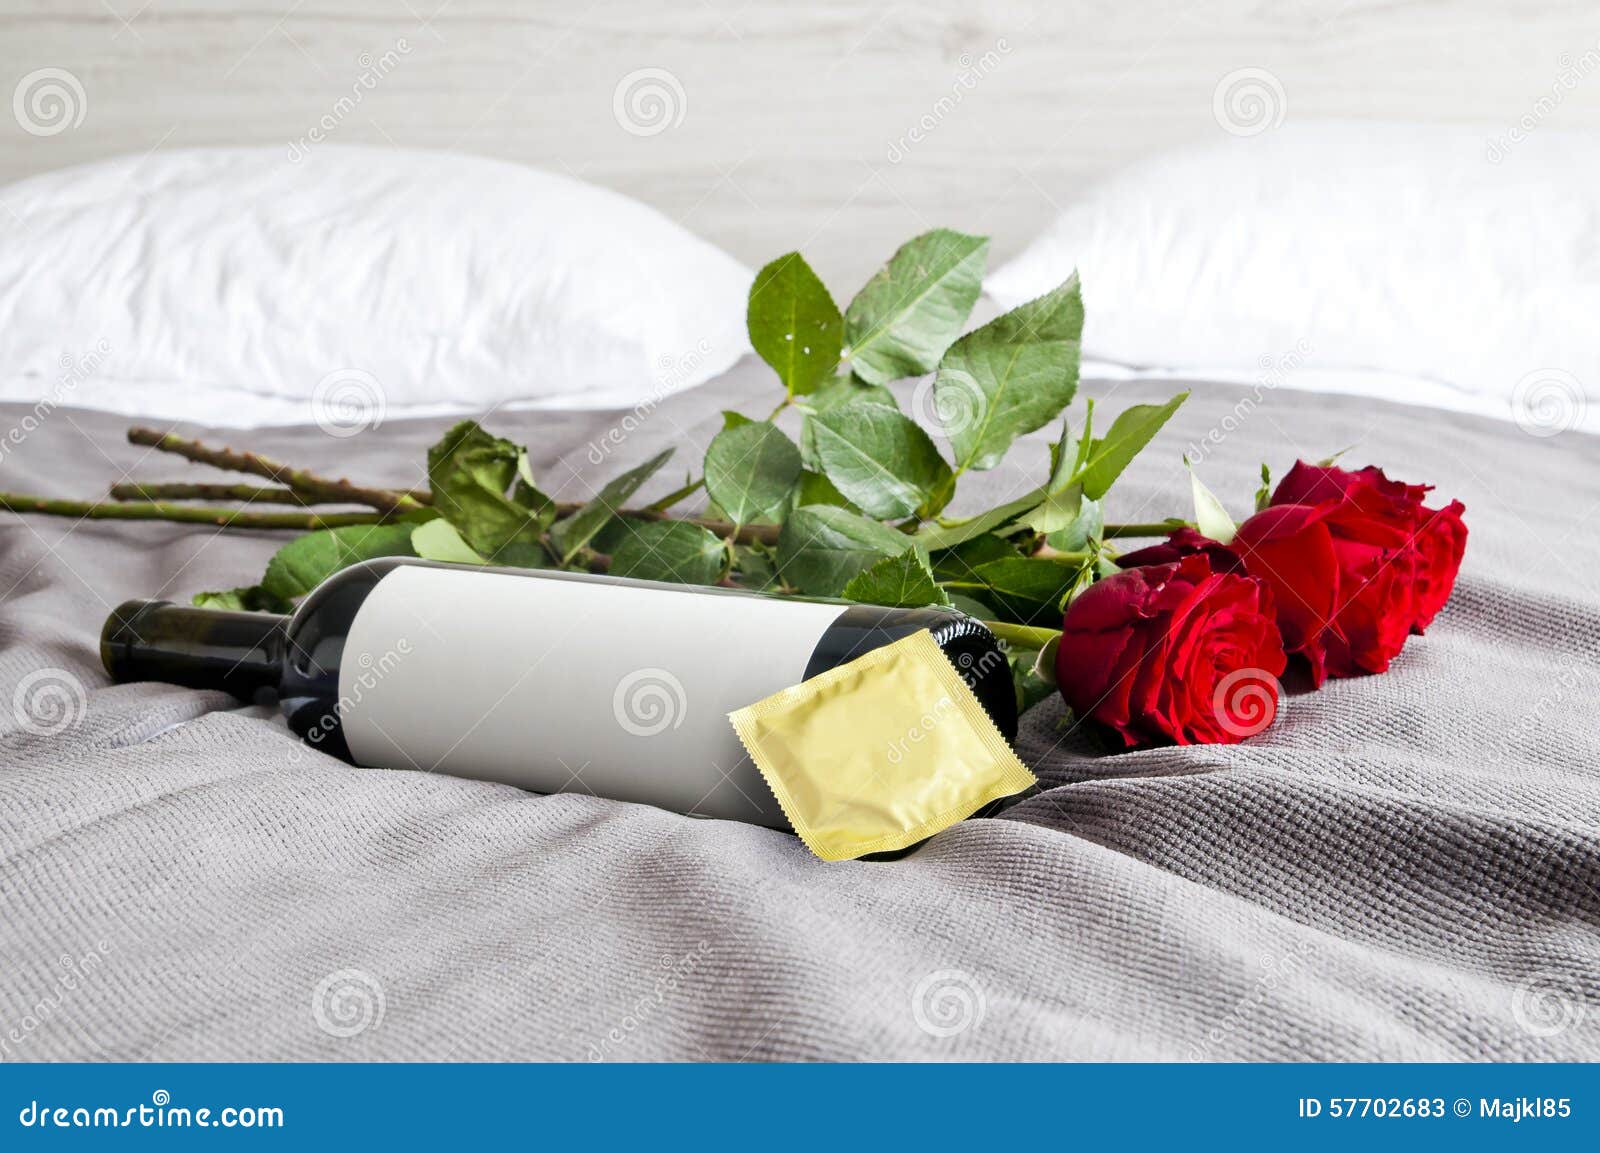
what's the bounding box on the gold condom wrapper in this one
[729,629,1037,861]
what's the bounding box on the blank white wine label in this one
[338,564,845,827]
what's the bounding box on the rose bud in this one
[1055,553,1287,748]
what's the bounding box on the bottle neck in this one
[101,600,290,701]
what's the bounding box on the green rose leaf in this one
[796,375,898,469]
[427,421,553,559]
[809,400,954,520]
[841,550,951,609]
[1077,392,1188,500]
[944,555,1087,625]
[1016,419,1085,533]
[411,518,489,564]
[609,520,727,585]
[1045,497,1104,555]
[548,449,674,564]
[703,421,803,526]
[929,532,1018,584]
[776,504,914,596]
[912,487,1045,551]
[798,375,898,415]
[938,273,1084,472]
[747,253,843,397]
[192,586,294,613]
[731,544,781,591]
[792,469,856,511]
[845,229,988,385]
[261,523,416,601]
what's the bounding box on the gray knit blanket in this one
[2,366,1596,1061]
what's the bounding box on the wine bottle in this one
[101,559,1017,829]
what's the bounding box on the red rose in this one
[1055,553,1287,747]
[1267,461,1467,633]
[1128,462,1467,683]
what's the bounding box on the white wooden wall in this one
[4,0,1600,284]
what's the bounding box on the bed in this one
[2,359,1596,1061]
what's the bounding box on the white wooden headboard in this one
[4,0,1598,284]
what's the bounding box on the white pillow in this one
[0,147,752,425]
[988,122,1600,434]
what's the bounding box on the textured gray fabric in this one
[1,367,1597,1062]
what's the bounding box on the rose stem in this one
[0,492,384,530]
[125,427,423,515]
[981,621,1062,650]
[1101,523,1177,538]
[111,481,322,506]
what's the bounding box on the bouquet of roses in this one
[1055,462,1467,747]
[0,229,1466,751]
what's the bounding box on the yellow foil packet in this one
[728,629,1037,861]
